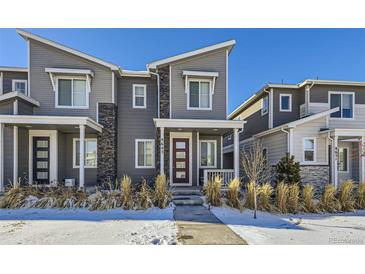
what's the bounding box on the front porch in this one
[0,115,103,192]
[153,118,245,187]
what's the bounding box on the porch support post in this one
[13,126,18,186]
[361,136,365,183]
[288,128,293,156]
[0,123,4,192]
[79,124,85,189]
[160,127,164,175]
[332,135,338,188]
[233,128,239,178]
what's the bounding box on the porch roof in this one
[0,115,103,132]
[319,128,365,137]
[0,91,40,107]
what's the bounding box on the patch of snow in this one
[0,206,177,245]
[211,207,365,245]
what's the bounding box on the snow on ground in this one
[0,207,177,245]
[211,207,365,245]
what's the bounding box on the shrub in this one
[244,181,257,209]
[338,180,355,212]
[138,179,154,209]
[258,182,273,211]
[276,181,289,213]
[205,176,222,207]
[276,154,301,185]
[302,184,316,212]
[357,183,365,209]
[121,175,134,209]
[318,184,340,213]
[226,178,243,211]
[154,174,171,209]
[288,183,300,213]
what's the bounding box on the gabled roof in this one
[147,39,236,70]
[0,66,28,72]
[16,29,120,70]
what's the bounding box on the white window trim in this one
[279,93,292,112]
[55,76,90,109]
[199,140,217,168]
[302,137,317,163]
[12,79,28,95]
[135,139,155,169]
[72,138,97,169]
[261,96,269,116]
[187,79,213,111]
[328,91,355,120]
[133,84,147,109]
[338,147,349,173]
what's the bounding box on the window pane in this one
[135,86,145,96]
[176,162,186,168]
[37,151,48,158]
[138,141,144,166]
[145,141,153,166]
[263,96,269,113]
[135,97,145,107]
[75,141,80,166]
[37,140,48,148]
[73,80,87,106]
[304,151,314,162]
[37,172,48,180]
[15,82,26,93]
[200,82,210,108]
[342,94,353,118]
[339,148,348,172]
[176,142,186,149]
[200,142,207,166]
[85,140,97,167]
[207,142,215,166]
[304,139,314,150]
[189,81,199,108]
[176,151,186,159]
[176,171,186,179]
[281,96,290,110]
[37,161,48,169]
[330,94,341,118]
[58,79,72,106]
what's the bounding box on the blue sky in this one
[1,28,365,113]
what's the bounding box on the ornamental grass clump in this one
[275,181,289,213]
[154,174,171,208]
[0,185,29,208]
[338,180,355,212]
[244,181,257,209]
[318,184,340,213]
[226,178,243,211]
[258,182,273,211]
[287,183,300,213]
[302,184,316,213]
[205,176,222,207]
[138,179,154,209]
[121,175,134,209]
[357,183,365,209]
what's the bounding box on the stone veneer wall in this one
[97,103,117,184]
[300,165,329,192]
[156,129,169,177]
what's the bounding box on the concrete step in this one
[171,189,202,196]
[173,196,204,206]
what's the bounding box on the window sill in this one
[187,107,212,111]
[135,166,155,169]
[56,105,89,109]
[133,106,147,109]
[73,166,97,169]
[279,109,292,112]
[199,165,217,169]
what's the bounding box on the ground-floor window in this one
[339,147,349,172]
[135,139,155,168]
[303,137,316,162]
[73,138,97,168]
[200,140,217,168]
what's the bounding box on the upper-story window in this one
[56,77,88,108]
[261,96,269,115]
[133,84,146,108]
[188,80,212,110]
[12,79,27,94]
[280,94,292,112]
[329,91,354,119]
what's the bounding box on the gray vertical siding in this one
[29,40,113,120]
[117,76,158,183]
[1,71,28,94]
[170,49,227,119]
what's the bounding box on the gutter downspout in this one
[281,127,291,155]
[327,132,335,186]
[305,81,315,115]
[149,71,160,118]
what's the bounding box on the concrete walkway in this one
[174,205,247,245]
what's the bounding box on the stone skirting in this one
[156,128,169,177]
[158,66,170,119]
[97,103,117,184]
[300,165,330,192]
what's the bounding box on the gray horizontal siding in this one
[170,49,227,119]
[18,100,34,115]
[273,88,301,127]
[310,84,365,104]
[29,40,113,120]
[117,77,157,183]
[1,71,27,94]
[0,101,14,114]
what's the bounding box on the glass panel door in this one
[33,137,50,184]
[173,138,189,184]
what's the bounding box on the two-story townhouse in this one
[0,29,244,192]
[225,79,365,189]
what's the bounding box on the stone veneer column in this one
[97,103,117,184]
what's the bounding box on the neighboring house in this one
[0,29,244,191]
[224,80,365,189]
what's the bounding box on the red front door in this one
[172,138,189,184]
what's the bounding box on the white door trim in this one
[28,130,58,184]
[169,131,192,186]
